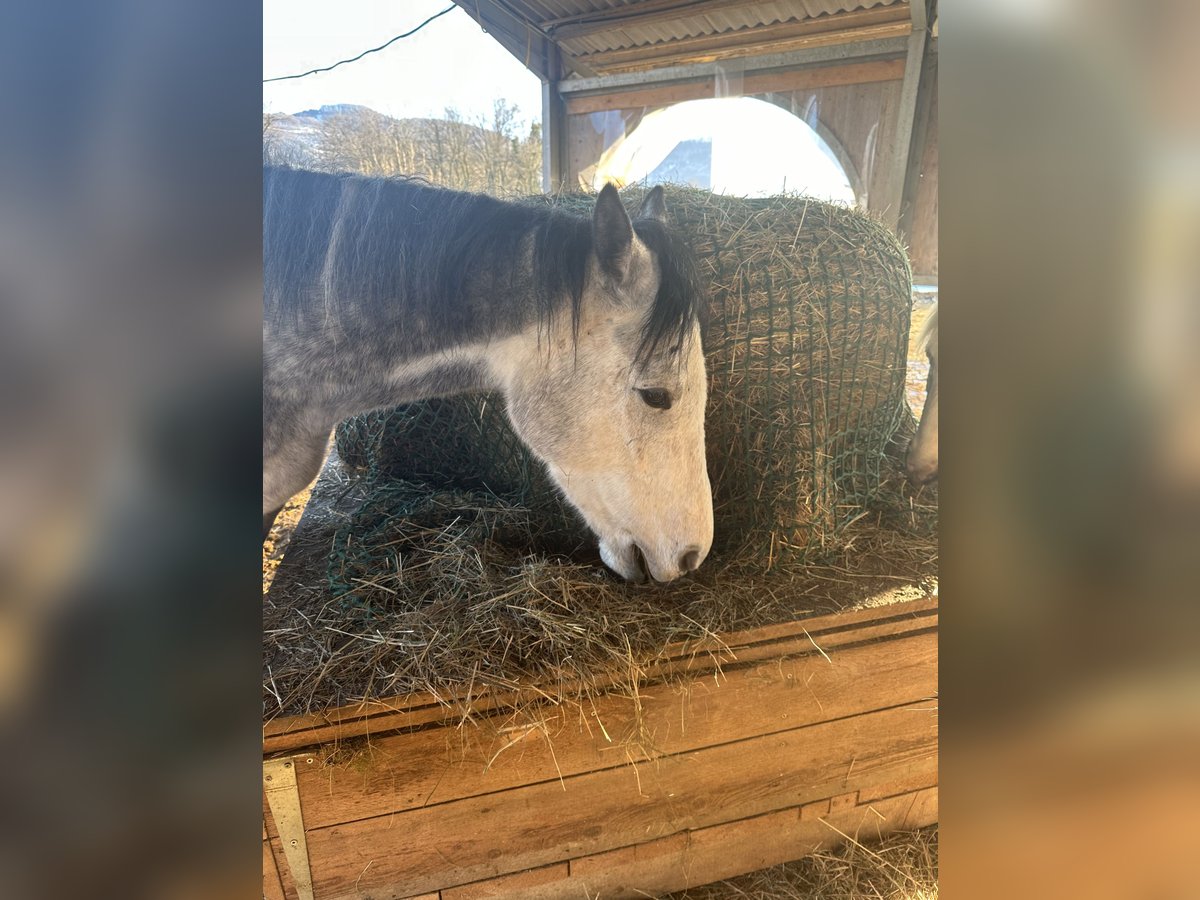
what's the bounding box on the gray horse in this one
[263,167,713,583]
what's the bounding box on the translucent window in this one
[589,97,856,205]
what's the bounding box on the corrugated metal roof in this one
[481,0,910,74]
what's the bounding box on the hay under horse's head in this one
[492,185,713,583]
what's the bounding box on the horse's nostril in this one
[680,548,702,573]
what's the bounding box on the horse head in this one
[494,185,713,583]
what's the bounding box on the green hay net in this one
[334,188,913,572]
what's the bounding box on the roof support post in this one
[897,34,937,251]
[542,46,569,193]
[881,0,929,232]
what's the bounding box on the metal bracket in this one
[264,757,315,900]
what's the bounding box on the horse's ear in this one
[638,185,667,222]
[592,183,633,281]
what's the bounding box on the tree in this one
[306,104,543,195]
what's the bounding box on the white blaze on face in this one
[492,185,713,583]
[572,317,712,584]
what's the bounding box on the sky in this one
[263,0,542,126]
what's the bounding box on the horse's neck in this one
[332,296,544,420]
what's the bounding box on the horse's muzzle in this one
[906,461,938,486]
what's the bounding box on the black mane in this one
[632,216,708,367]
[263,166,704,367]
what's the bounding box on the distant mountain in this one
[293,103,374,121]
[263,110,330,164]
[647,139,712,190]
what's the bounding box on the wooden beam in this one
[898,37,937,246]
[557,36,910,94]
[453,0,557,81]
[584,22,913,74]
[881,0,930,230]
[570,7,912,73]
[564,58,906,115]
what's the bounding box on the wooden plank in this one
[441,786,935,899]
[563,786,938,898]
[441,862,569,900]
[897,784,939,830]
[288,702,937,898]
[300,787,937,900]
[564,58,906,115]
[857,748,938,803]
[577,15,912,75]
[265,626,936,836]
[263,835,287,900]
[263,597,936,751]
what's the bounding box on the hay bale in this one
[335,189,912,562]
[336,395,578,535]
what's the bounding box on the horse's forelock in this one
[630,217,707,372]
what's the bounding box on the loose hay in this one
[263,445,935,721]
[663,826,938,900]
[264,188,937,723]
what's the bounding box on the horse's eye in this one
[636,388,672,410]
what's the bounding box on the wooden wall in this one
[763,79,903,217]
